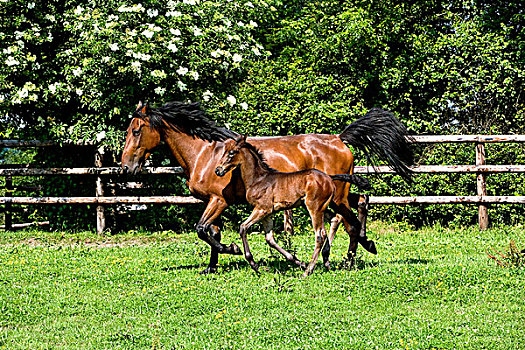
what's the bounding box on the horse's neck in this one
[238,149,272,188]
[161,125,209,176]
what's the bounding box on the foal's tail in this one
[339,108,415,182]
[330,174,371,191]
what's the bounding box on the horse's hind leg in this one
[303,209,328,277]
[283,209,295,236]
[322,213,343,270]
[262,216,306,269]
[348,193,376,254]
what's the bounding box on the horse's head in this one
[121,101,161,175]
[215,135,247,177]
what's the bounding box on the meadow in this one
[0,222,524,349]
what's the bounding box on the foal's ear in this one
[235,134,247,144]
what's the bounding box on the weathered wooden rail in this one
[2,135,525,231]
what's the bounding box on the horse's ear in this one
[141,101,149,115]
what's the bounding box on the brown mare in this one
[121,101,414,273]
[215,135,372,276]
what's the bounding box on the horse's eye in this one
[228,150,236,156]
[132,129,141,137]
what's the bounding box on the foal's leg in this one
[262,216,306,269]
[239,208,270,273]
[322,213,343,270]
[303,209,328,277]
[283,209,295,236]
[196,196,242,274]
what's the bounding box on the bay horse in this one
[215,135,372,276]
[121,101,414,273]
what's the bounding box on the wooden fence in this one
[2,135,525,232]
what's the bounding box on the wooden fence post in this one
[4,176,13,230]
[95,151,106,235]
[476,141,489,230]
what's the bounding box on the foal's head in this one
[121,101,161,175]
[215,135,275,177]
[215,135,247,177]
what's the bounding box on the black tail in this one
[339,108,415,182]
[330,174,371,191]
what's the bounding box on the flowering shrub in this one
[1,0,272,145]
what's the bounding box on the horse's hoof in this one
[251,264,260,274]
[323,261,331,271]
[200,267,217,274]
[229,242,242,255]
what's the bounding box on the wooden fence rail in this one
[2,135,525,231]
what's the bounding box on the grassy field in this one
[0,222,524,349]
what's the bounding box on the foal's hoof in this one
[229,242,242,255]
[323,261,331,271]
[200,266,218,274]
[360,239,378,255]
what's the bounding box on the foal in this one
[215,136,370,277]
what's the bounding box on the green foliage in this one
[0,224,524,348]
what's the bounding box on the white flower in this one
[249,20,258,27]
[28,2,35,9]
[227,95,236,106]
[183,0,196,4]
[188,71,199,81]
[166,10,182,17]
[147,9,158,17]
[154,87,166,95]
[151,70,167,79]
[48,82,59,94]
[72,67,83,77]
[5,56,19,66]
[177,81,187,91]
[202,90,213,102]
[74,6,84,15]
[170,28,181,36]
[96,131,106,142]
[232,54,243,63]
[102,56,110,63]
[17,88,29,99]
[211,50,220,58]
[237,21,245,27]
[176,66,188,76]
[252,47,261,56]
[109,43,119,51]
[131,61,141,72]
[245,2,254,8]
[167,42,178,52]
[240,102,248,110]
[76,89,83,96]
[142,29,155,38]
[193,27,203,36]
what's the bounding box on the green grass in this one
[1,222,524,349]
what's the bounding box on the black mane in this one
[141,101,239,142]
[241,141,278,173]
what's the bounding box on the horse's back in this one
[249,134,354,174]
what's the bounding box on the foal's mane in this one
[139,101,239,142]
[240,141,278,173]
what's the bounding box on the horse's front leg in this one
[196,196,242,274]
[262,216,306,269]
[239,208,269,273]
